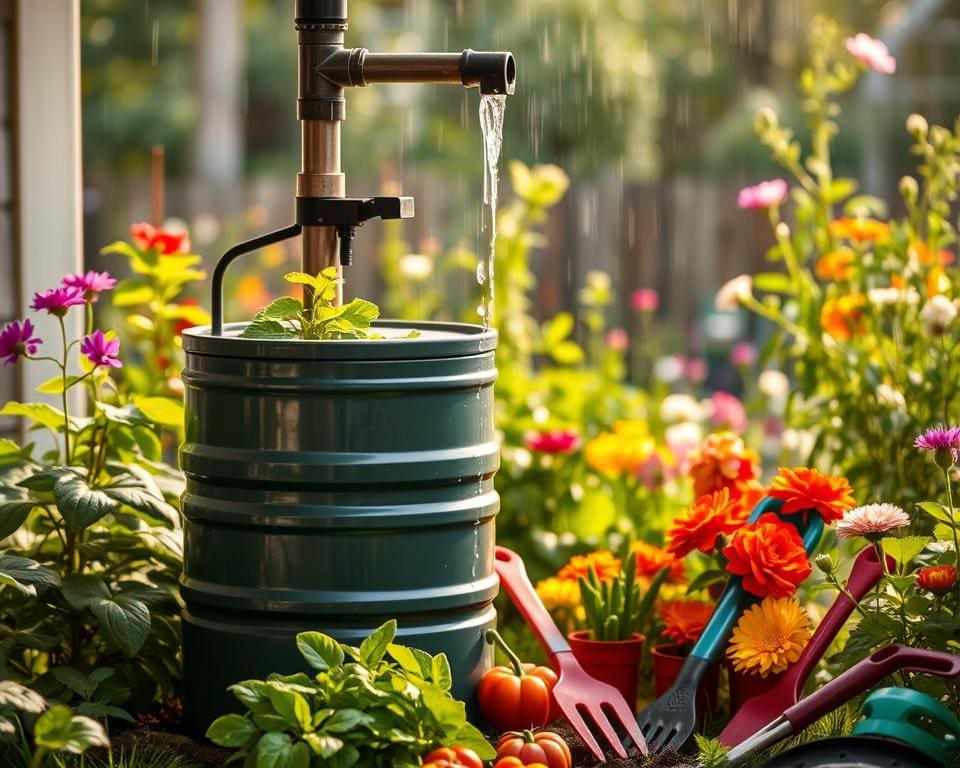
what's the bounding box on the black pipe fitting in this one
[295,0,348,26]
[460,49,516,95]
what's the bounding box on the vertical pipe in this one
[298,121,344,305]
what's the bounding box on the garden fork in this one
[495,546,647,762]
[636,496,825,754]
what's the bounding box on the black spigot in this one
[296,196,415,267]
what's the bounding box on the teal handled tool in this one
[636,496,824,754]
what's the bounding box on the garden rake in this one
[495,546,647,762]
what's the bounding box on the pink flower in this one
[738,179,789,210]
[0,319,41,365]
[729,341,757,367]
[30,286,86,316]
[524,429,580,454]
[915,425,960,463]
[684,357,707,383]
[845,33,896,74]
[836,503,910,539]
[81,330,122,369]
[605,328,629,351]
[62,270,116,300]
[711,391,748,434]
[631,288,659,313]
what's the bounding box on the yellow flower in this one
[535,576,580,611]
[727,597,811,677]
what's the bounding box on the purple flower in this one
[915,425,960,467]
[0,319,41,365]
[61,270,116,300]
[80,330,122,369]
[30,286,86,316]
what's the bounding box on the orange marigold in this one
[688,431,760,498]
[666,487,749,558]
[659,600,714,647]
[917,564,957,594]
[769,467,856,524]
[829,217,891,243]
[815,249,856,281]
[732,479,766,519]
[820,293,867,340]
[723,513,812,598]
[557,550,621,583]
[632,541,685,582]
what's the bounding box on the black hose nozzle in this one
[460,49,516,95]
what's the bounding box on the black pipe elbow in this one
[295,0,347,25]
[460,49,516,95]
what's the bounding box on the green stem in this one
[85,301,94,337]
[29,746,49,768]
[485,629,526,677]
[943,468,960,614]
[829,573,871,621]
[58,316,71,464]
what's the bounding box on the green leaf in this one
[917,502,955,525]
[62,574,111,609]
[322,709,373,733]
[95,402,150,428]
[51,668,89,698]
[34,706,109,754]
[752,272,794,294]
[266,688,312,732]
[102,484,179,527]
[934,523,955,542]
[111,278,154,307]
[53,473,119,532]
[358,620,395,667]
[1,402,68,432]
[386,645,422,676]
[208,714,260,748]
[304,732,343,759]
[0,501,36,539]
[90,594,150,657]
[0,680,46,713]
[255,731,310,768]
[339,299,379,328]
[241,320,297,340]
[0,715,15,736]
[549,340,584,365]
[255,297,303,322]
[283,272,319,289]
[131,396,184,429]
[542,312,574,345]
[685,569,727,595]
[296,632,344,671]
[73,702,134,722]
[36,376,85,395]
[882,536,931,566]
[0,554,60,596]
[431,653,452,691]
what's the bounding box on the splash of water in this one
[477,94,506,328]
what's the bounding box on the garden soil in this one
[550,722,696,768]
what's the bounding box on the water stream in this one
[477,94,507,328]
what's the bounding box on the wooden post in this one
[150,144,165,226]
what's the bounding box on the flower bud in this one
[814,553,836,576]
[906,113,928,139]
[930,125,951,149]
[899,176,919,205]
[754,107,779,134]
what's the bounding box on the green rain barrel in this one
[179,320,499,731]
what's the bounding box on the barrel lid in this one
[183,320,498,360]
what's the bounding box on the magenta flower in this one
[711,391,748,434]
[30,286,86,316]
[683,357,707,383]
[914,425,960,466]
[605,328,629,351]
[729,341,758,367]
[738,179,788,210]
[81,330,122,369]
[524,429,580,455]
[845,33,896,74]
[62,270,116,300]
[0,319,41,365]
[631,288,659,313]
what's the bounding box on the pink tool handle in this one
[495,546,571,659]
[785,546,889,696]
[786,644,960,731]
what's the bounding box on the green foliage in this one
[578,555,669,641]
[694,734,728,768]
[207,621,494,768]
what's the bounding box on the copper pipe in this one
[299,120,344,306]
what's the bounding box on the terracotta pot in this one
[651,644,720,717]
[727,665,785,714]
[567,630,645,713]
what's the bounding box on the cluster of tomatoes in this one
[421,632,570,768]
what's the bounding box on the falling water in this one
[477,94,507,327]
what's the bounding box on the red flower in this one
[723,513,812,598]
[524,429,580,454]
[768,467,855,524]
[131,222,191,255]
[631,541,685,582]
[917,565,957,594]
[666,487,749,558]
[659,600,714,646]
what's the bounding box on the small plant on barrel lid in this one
[241,267,419,340]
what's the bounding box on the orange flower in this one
[558,551,621,583]
[688,431,760,498]
[815,249,856,281]
[130,222,191,254]
[660,600,714,646]
[732,479,766,518]
[666,488,750,558]
[769,467,856,524]
[910,241,955,267]
[829,217,890,243]
[631,541,685,582]
[820,293,867,340]
[723,513,812,598]
[917,565,956,594]
[926,265,950,298]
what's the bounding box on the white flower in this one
[836,503,911,539]
[921,294,957,336]
[758,369,789,401]
[653,355,684,383]
[868,286,919,306]
[665,421,703,451]
[715,275,753,312]
[782,428,815,456]
[876,384,906,410]
[398,253,433,281]
[585,270,612,291]
[660,394,703,424]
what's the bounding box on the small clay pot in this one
[727,664,785,714]
[568,631,645,713]
[651,643,720,717]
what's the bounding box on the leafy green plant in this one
[241,268,411,340]
[577,555,668,641]
[206,620,494,768]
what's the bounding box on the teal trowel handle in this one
[688,496,825,664]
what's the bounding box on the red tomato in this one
[496,730,572,768]
[422,746,484,768]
